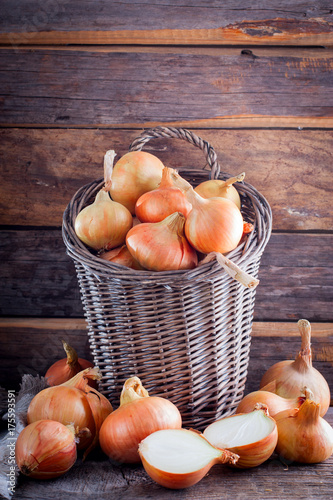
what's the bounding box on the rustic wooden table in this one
[0,1,332,499]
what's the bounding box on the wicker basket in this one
[62,126,272,429]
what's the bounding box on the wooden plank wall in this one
[0,1,332,397]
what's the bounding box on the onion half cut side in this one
[203,405,278,468]
[138,428,239,489]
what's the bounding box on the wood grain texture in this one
[0,317,332,397]
[1,0,332,46]
[0,128,332,230]
[0,230,332,321]
[0,48,332,127]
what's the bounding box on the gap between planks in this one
[1,317,332,337]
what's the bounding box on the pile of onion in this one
[27,367,113,458]
[99,376,182,463]
[72,147,259,288]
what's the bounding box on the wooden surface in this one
[1,1,333,46]
[1,128,332,229]
[1,1,333,498]
[0,47,332,128]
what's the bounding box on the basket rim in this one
[62,167,272,287]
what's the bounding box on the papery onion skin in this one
[126,212,198,271]
[27,368,113,454]
[194,172,244,210]
[75,190,133,251]
[170,172,244,255]
[185,195,244,254]
[99,245,144,270]
[15,420,77,479]
[235,383,306,418]
[45,340,94,387]
[99,396,182,463]
[27,386,96,451]
[275,399,333,464]
[259,319,331,417]
[135,167,192,223]
[109,151,165,214]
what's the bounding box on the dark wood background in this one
[1,1,332,399]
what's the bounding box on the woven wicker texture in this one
[62,127,272,429]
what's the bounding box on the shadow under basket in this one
[62,126,272,430]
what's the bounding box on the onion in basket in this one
[75,151,132,251]
[126,212,198,271]
[108,150,165,214]
[194,172,245,209]
[135,166,192,222]
[171,170,244,255]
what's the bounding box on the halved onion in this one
[203,405,278,468]
[138,428,238,489]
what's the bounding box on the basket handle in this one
[129,126,221,180]
[199,252,259,289]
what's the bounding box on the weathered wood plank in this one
[0,128,332,230]
[0,317,332,399]
[1,0,332,46]
[0,48,332,127]
[10,405,333,500]
[0,230,332,321]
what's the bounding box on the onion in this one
[203,404,278,468]
[275,395,333,464]
[74,150,133,251]
[260,319,331,416]
[171,171,243,255]
[236,381,307,418]
[109,150,165,214]
[138,428,239,489]
[15,420,77,479]
[74,189,133,251]
[194,172,245,209]
[135,167,192,222]
[27,367,113,458]
[99,376,182,463]
[45,340,94,386]
[126,212,198,271]
[99,245,144,269]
